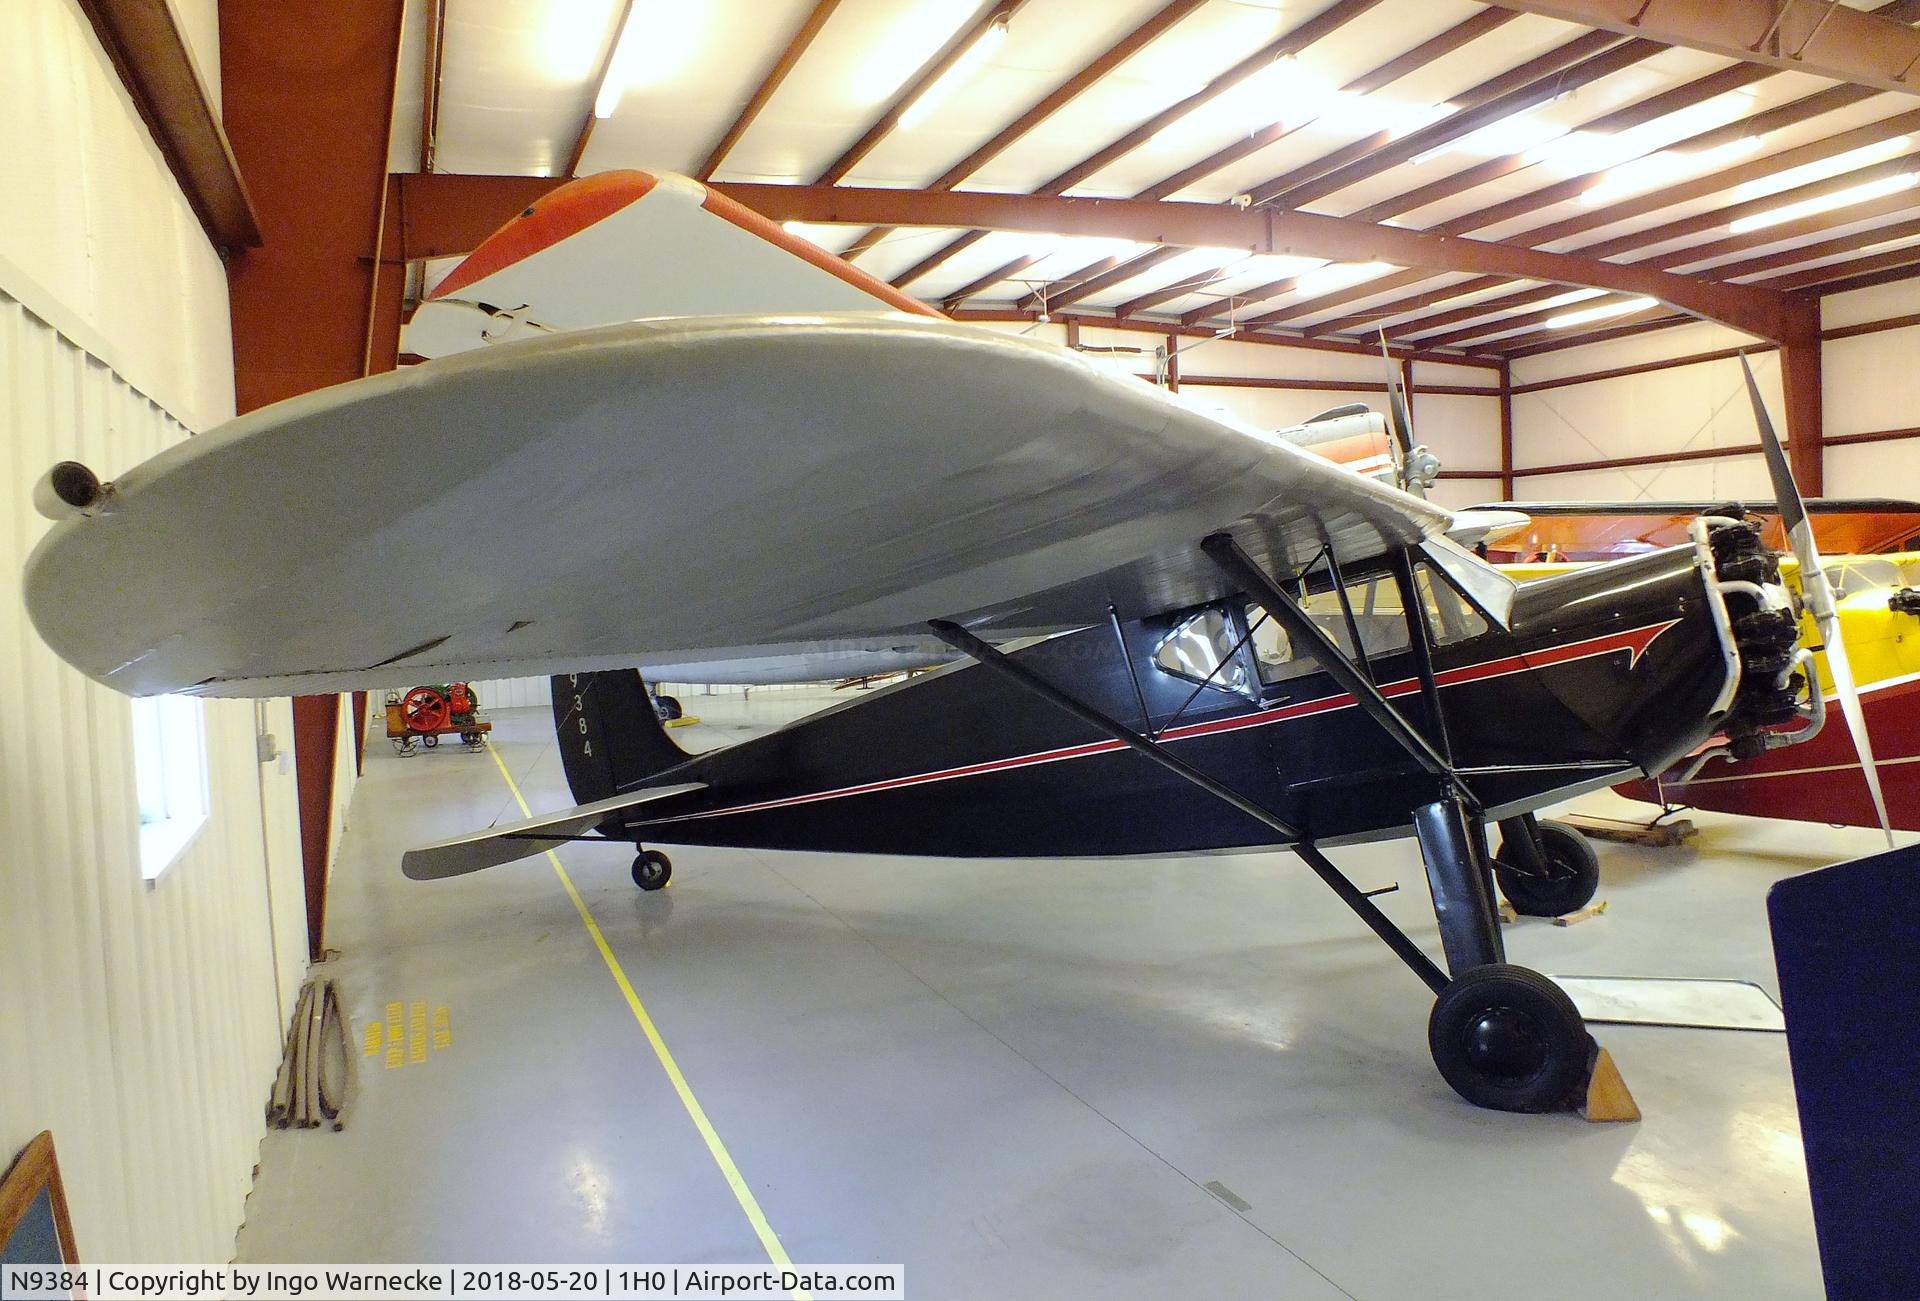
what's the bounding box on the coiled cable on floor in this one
[266,975,353,1131]
[316,979,355,1131]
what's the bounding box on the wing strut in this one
[1202,533,1459,784]
[926,618,1450,994]
[1200,532,1511,973]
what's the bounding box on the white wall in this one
[0,0,313,1261]
[0,297,309,1259]
[1509,320,1781,502]
[1823,279,1920,499]
[1505,288,1920,506]
[469,676,552,710]
[0,0,235,433]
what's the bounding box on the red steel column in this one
[1780,335,1826,498]
[1498,359,1515,501]
[221,1,406,959]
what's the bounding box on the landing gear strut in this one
[1415,797,1593,1110]
[932,535,1606,1115]
[631,849,672,891]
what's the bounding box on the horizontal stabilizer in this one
[401,781,706,880]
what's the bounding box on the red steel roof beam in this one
[1482,0,1920,97]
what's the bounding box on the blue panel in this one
[1769,843,1920,1301]
[0,1186,62,1265]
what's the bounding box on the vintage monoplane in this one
[23,171,1861,1114]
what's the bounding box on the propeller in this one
[1377,330,1437,497]
[1738,352,1893,847]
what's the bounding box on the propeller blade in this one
[1738,352,1892,846]
[1376,330,1423,498]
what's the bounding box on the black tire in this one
[631,850,672,891]
[1428,964,1593,1113]
[652,693,684,721]
[422,732,439,749]
[1494,819,1599,917]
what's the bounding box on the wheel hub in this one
[1463,1006,1548,1080]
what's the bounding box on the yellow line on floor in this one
[488,746,806,1291]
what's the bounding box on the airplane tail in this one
[404,170,942,358]
[551,670,691,814]
[1276,405,1398,486]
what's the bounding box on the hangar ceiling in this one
[386,0,1920,361]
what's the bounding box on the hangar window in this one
[132,694,209,880]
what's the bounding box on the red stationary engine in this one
[385,682,490,755]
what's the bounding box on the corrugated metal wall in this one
[0,295,310,1257]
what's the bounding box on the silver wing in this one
[25,314,1450,698]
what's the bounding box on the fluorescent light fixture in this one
[1155,246,1250,280]
[1545,296,1657,330]
[1728,172,1918,233]
[899,17,1007,129]
[1155,58,1444,149]
[593,4,642,119]
[1532,287,1608,311]
[1293,261,1393,294]
[1414,109,1570,165]
[1732,136,1915,203]
[780,221,839,247]
[594,2,704,119]
[1581,137,1761,206]
[1021,235,1150,272]
[1244,253,1327,279]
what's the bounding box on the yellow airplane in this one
[1489,507,1920,834]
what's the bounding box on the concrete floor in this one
[236,688,1866,1298]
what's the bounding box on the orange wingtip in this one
[429,171,660,301]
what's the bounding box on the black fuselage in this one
[556,543,1735,860]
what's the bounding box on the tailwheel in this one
[1493,818,1599,917]
[1428,964,1593,1112]
[631,849,672,891]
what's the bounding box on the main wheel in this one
[1428,964,1592,1112]
[631,850,672,891]
[1494,819,1599,917]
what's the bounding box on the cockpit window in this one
[1153,609,1251,696]
[1416,563,1489,645]
[1255,575,1407,685]
[1826,558,1899,598]
[1153,560,1492,699]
